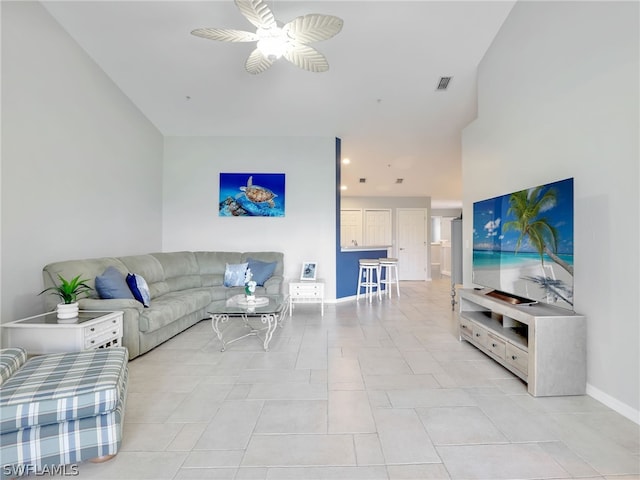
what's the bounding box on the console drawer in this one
[486,332,506,360]
[472,323,489,348]
[459,317,474,339]
[290,283,323,297]
[84,316,120,337]
[85,323,122,349]
[506,343,528,376]
[84,317,122,349]
[291,288,322,297]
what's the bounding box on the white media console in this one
[458,288,586,396]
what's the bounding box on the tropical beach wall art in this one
[219,173,286,217]
[472,177,574,310]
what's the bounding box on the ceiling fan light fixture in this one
[256,27,291,60]
[191,0,343,74]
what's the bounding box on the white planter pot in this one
[57,302,79,320]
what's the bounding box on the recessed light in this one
[342,158,351,165]
[340,185,348,191]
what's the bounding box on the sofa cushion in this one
[200,273,224,288]
[126,273,151,307]
[195,252,243,275]
[151,252,202,291]
[42,258,129,309]
[119,255,169,299]
[0,348,27,386]
[246,258,277,286]
[95,267,135,300]
[0,347,128,434]
[137,289,212,333]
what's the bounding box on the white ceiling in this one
[42,0,516,208]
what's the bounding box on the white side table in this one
[289,281,324,316]
[2,310,123,355]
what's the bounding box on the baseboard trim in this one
[587,383,640,425]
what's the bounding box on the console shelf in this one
[458,288,586,396]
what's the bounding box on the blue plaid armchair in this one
[0,347,128,478]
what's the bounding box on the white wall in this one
[462,1,639,421]
[1,2,164,322]
[162,136,337,298]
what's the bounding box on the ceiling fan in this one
[191,0,344,74]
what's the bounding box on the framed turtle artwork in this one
[219,173,286,217]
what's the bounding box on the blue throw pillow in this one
[95,266,134,299]
[247,258,277,286]
[126,273,151,307]
[223,263,248,287]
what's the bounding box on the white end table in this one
[289,280,324,316]
[2,310,123,355]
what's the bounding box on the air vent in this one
[395,178,404,184]
[437,76,452,90]
[359,178,366,183]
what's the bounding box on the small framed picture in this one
[300,262,317,281]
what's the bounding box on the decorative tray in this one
[227,294,269,307]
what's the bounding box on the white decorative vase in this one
[57,302,79,320]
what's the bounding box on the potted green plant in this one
[39,274,92,320]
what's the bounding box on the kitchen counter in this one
[340,245,391,253]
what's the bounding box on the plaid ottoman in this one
[0,347,128,478]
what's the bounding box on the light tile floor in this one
[71,279,639,479]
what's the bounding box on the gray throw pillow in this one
[95,266,135,299]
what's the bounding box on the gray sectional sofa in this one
[42,251,284,359]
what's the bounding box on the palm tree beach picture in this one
[472,178,574,310]
[219,173,285,217]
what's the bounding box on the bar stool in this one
[378,258,400,298]
[357,259,381,302]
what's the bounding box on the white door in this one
[397,208,428,280]
[340,209,363,247]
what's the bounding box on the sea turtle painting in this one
[218,173,285,217]
[239,176,277,208]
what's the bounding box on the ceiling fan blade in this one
[284,44,329,73]
[191,28,258,43]
[284,14,344,44]
[234,0,277,30]
[245,48,275,74]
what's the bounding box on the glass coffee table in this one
[209,294,289,352]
